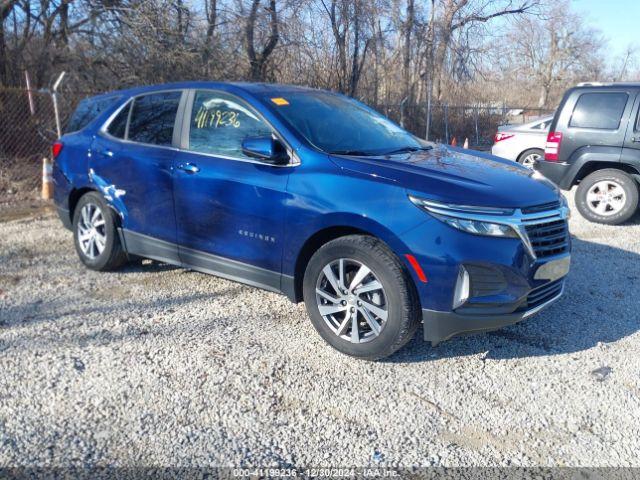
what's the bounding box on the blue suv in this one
[53,82,571,359]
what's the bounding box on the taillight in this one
[494,132,515,143]
[544,131,563,162]
[52,141,63,159]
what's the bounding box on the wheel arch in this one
[290,220,420,305]
[574,161,640,184]
[68,187,97,223]
[68,187,123,228]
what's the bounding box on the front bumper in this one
[423,278,565,345]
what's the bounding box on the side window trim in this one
[100,98,132,139]
[100,89,186,149]
[180,88,298,166]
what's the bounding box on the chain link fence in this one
[0,87,86,208]
[0,86,554,209]
[377,103,554,149]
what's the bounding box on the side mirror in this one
[241,136,289,165]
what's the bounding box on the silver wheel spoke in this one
[596,201,609,214]
[318,304,348,316]
[316,288,340,304]
[322,265,341,294]
[610,186,625,198]
[88,236,97,258]
[338,259,346,290]
[336,315,351,336]
[349,265,371,291]
[79,231,92,242]
[586,191,600,203]
[350,310,360,343]
[94,233,106,251]
[360,307,381,335]
[360,300,388,322]
[354,280,382,295]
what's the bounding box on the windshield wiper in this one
[383,145,433,155]
[329,149,377,156]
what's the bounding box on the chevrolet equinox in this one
[53,82,571,359]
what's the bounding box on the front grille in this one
[524,218,569,258]
[521,201,561,214]
[526,279,564,309]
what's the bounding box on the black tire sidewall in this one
[576,169,639,225]
[72,192,120,270]
[302,236,416,359]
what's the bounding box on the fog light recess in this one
[453,266,470,309]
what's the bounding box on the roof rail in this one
[576,82,611,87]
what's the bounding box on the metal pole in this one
[24,70,35,115]
[51,72,66,139]
[425,81,432,141]
[400,96,408,129]
[474,106,479,146]
[444,104,449,144]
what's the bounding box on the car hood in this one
[329,144,560,209]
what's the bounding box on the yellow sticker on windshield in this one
[271,97,289,106]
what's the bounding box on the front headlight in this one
[408,195,519,238]
[436,216,519,237]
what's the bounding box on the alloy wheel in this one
[315,258,388,343]
[77,203,107,259]
[586,180,626,216]
[521,152,541,169]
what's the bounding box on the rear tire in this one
[575,169,639,225]
[302,235,421,360]
[517,148,543,169]
[72,191,128,271]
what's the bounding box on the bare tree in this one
[507,0,604,107]
[245,0,279,80]
[0,0,19,85]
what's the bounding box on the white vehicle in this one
[491,115,553,168]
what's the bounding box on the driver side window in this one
[188,91,273,159]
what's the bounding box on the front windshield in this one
[262,91,427,156]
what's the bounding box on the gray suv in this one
[536,83,640,224]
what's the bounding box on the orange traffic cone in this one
[42,157,53,200]
[450,136,457,146]
[463,138,469,149]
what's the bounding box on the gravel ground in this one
[1,190,640,471]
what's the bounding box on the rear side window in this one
[188,90,272,159]
[107,102,130,139]
[66,96,118,133]
[128,91,181,146]
[569,93,628,130]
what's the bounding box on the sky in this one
[573,0,640,58]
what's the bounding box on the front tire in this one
[73,191,128,271]
[302,235,421,360]
[575,169,639,225]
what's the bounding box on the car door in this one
[172,89,293,291]
[621,90,640,172]
[90,90,185,263]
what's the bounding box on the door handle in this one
[176,162,200,174]
[632,137,640,143]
